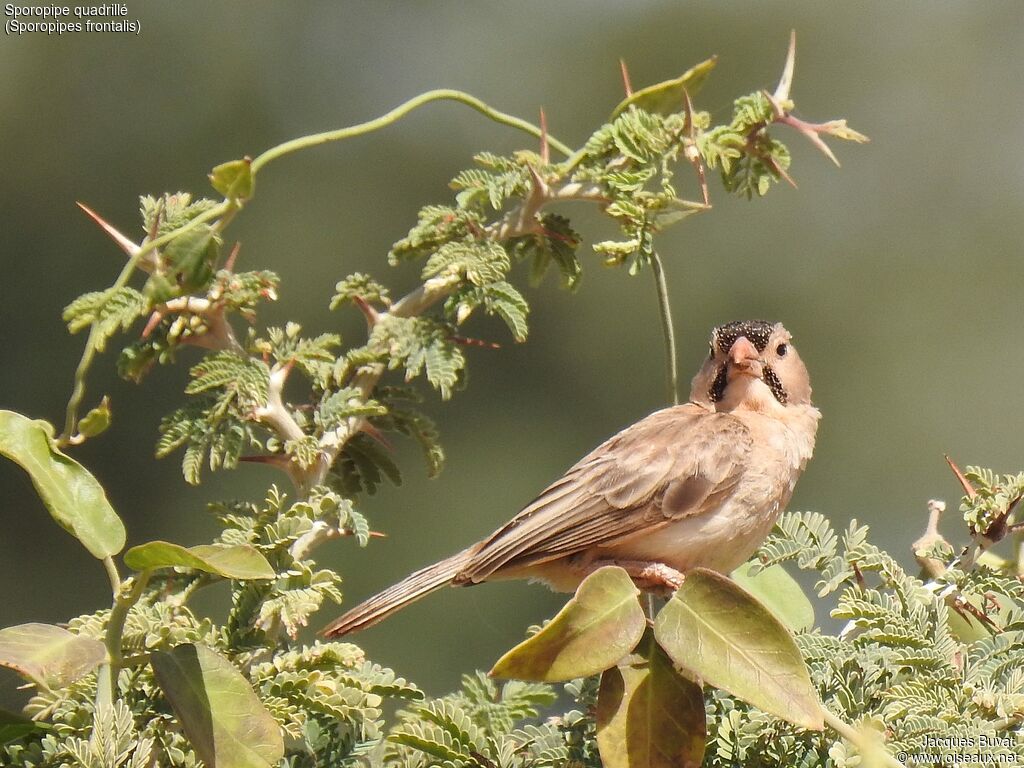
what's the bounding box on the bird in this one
[322,319,820,637]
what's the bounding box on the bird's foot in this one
[580,559,685,595]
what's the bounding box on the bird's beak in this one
[728,336,763,378]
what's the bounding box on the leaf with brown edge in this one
[611,56,718,119]
[151,643,283,768]
[597,631,706,768]
[0,623,106,690]
[490,566,646,682]
[654,568,824,730]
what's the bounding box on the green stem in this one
[822,708,905,768]
[104,568,152,697]
[650,252,679,405]
[102,555,121,596]
[250,89,572,175]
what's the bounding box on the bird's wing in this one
[454,404,752,583]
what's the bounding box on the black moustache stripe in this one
[709,364,728,402]
[709,362,788,404]
[763,364,788,404]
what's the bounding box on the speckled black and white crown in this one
[713,319,776,353]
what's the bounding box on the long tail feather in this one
[320,550,472,637]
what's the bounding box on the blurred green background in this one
[2,1,1023,706]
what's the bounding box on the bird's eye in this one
[708,343,715,359]
[776,343,789,357]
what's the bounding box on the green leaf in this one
[611,56,718,119]
[150,643,284,768]
[597,632,706,768]
[490,566,646,682]
[62,287,148,351]
[124,541,275,580]
[209,158,254,200]
[732,561,814,632]
[0,623,106,689]
[0,708,40,744]
[654,568,823,730]
[76,396,112,439]
[162,225,219,294]
[0,410,125,559]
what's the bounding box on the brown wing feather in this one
[454,404,751,583]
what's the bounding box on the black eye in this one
[708,343,715,359]
[776,343,788,357]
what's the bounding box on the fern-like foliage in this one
[385,672,588,768]
[701,92,789,198]
[509,213,582,291]
[960,466,1024,539]
[63,287,148,352]
[331,272,392,310]
[139,192,219,237]
[258,324,341,388]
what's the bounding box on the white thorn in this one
[77,202,140,257]
[773,30,797,103]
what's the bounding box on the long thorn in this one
[224,241,242,272]
[683,90,710,206]
[619,58,633,97]
[773,30,797,103]
[77,202,140,258]
[945,455,977,499]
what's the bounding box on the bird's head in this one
[690,320,813,412]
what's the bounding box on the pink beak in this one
[728,336,762,377]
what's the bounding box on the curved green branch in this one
[251,88,572,175]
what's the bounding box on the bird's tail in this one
[321,549,474,637]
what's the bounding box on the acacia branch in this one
[309,179,607,488]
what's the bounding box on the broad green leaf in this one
[209,158,254,200]
[732,561,814,632]
[490,566,646,682]
[0,623,106,689]
[611,56,718,119]
[0,410,125,559]
[597,632,705,768]
[654,568,824,730]
[151,643,283,768]
[0,708,39,744]
[124,541,275,580]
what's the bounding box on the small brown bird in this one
[322,320,819,637]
